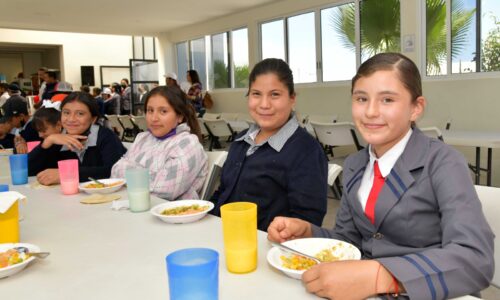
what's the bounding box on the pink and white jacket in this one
[111,123,208,200]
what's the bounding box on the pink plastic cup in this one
[27,141,41,153]
[58,159,79,195]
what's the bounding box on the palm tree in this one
[329,0,475,74]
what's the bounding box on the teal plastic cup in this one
[125,168,150,212]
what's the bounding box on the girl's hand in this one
[267,217,312,243]
[42,134,87,151]
[14,136,28,154]
[36,168,60,185]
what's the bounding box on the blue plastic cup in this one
[9,154,28,185]
[166,248,219,300]
[0,184,9,192]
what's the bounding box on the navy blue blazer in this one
[212,126,327,231]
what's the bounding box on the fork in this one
[270,242,321,264]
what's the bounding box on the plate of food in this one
[150,200,214,224]
[0,148,14,156]
[267,238,361,279]
[0,243,40,279]
[79,178,126,194]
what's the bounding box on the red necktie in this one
[365,161,385,224]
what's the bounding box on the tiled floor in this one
[322,195,500,299]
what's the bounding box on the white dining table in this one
[0,178,481,300]
[443,130,500,186]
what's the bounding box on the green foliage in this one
[213,60,229,89]
[482,18,500,72]
[234,65,249,88]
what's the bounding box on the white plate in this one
[150,200,214,224]
[267,238,361,279]
[79,178,126,194]
[0,243,40,279]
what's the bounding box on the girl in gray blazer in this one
[267,53,494,300]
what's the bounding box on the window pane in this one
[232,28,249,88]
[261,20,285,60]
[321,3,356,81]
[190,37,207,89]
[452,0,477,73]
[288,12,317,83]
[133,36,143,59]
[426,0,447,75]
[144,37,155,60]
[176,42,189,83]
[360,0,401,62]
[211,33,230,89]
[481,0,500,72]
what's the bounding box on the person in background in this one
[0,96,39,153]
[110,83,122,115]
[267,53,494,300]
[37,67,48,99]
[80,85,90,94]
[103,87,118,116]
[111,86,207,200]
[210,58,328,231]
[164,72,179,88]
[0,83,10,107]
[92,87,105,116]
[186,70,204,117]
[0,117,15,149]
[7,83,22,98]
[137,84,149,103]
[28,92,126,185]
[120,78,131,115]
[41,70,58,101]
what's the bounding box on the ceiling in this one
[1,0,283,36]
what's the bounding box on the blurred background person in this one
[120,78,131,115]
[164,72,179,88]
[110,82,122,115]
[186,70,204,117]
[0,83,9,107]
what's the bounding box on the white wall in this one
[0,28,133,89]
[0,53,23,82]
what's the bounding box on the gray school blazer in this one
[312,128,494,300]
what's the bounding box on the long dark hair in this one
[32,107,61,132]
[143,86,202,141]
[187,70,201,85]
[247,58,295,97]
[351,52,422,103]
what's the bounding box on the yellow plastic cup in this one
[0,201,19,243]
[220,202,257,273]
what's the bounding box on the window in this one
[288,12,317,83]
[133,36,156,60]
[426,0,500,76]
[231,28,249,88]
[211,32,230,89]
[177,28,249,90]
[261,20,286,60]
[259,0,401,83]
[321,3,356,81]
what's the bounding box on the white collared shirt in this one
[357,128,413,211]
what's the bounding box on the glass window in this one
[426,0,447,75]
[481,0,500,72]
[360,0,401,62]
[261,20,286,60]
[176,42,189,83]
[190,37,207,89]
[287,12,317,83]
[211,33,230,89]
[321,3,357,81]
[232,28,249,88]
[133,36,143,59]
[143,37,155,60]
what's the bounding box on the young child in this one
[267,53,494,299]
[111,86,208,200]
[31,101,62,140]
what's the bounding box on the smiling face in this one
[247,73,295,139]
[146,95,182,137]
[351,69,425,157]
[61,101,96,135]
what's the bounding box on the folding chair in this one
[310,121,364,162]
[220,113,239,121]
[475,185,500,288]
[203,119,236,151]
[201,151,228,200]
[328,163,343,199]
[203,113,221,121]
[117,115,137,142]
[420,126,443,141]
[131,115,148,132]
[105,115,123,140]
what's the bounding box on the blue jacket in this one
[212,126,327,231]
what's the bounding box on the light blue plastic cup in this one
[125,168,150,212]
[166,248,219,300]
[9,154,28,185]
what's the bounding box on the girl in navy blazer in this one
[268,53,494,299]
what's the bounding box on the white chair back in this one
[201,151,228,200]
[220,113,239,121]
[327,164,343,187]
[308,114,338,124]
[105,114,123,138]
[204,119,233,138]
[198,118,209,136]
[118,115,135,130]
[420,126,443,141]
[131,115,148,131]
[475,185,500,288]
[203,113,221,121]
[310,121,361,148]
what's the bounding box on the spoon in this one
[14,246,50,259]
[88,177,105,188]
[270,242,321,264]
